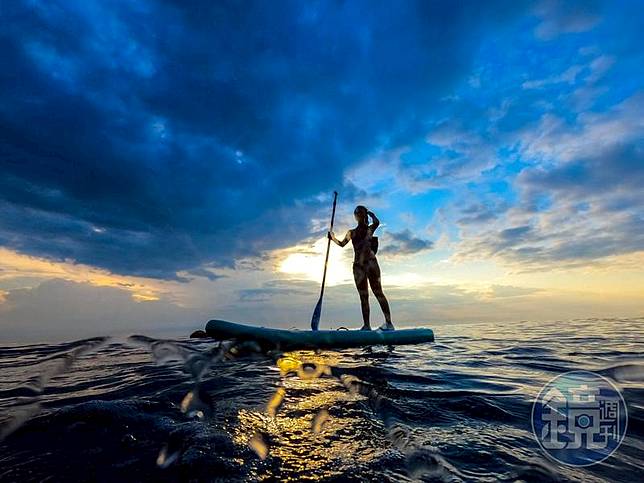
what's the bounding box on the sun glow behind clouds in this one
[277,238,444,289]
[277,237,353,286]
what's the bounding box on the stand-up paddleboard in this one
[205,319,434,350]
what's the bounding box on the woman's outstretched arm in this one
[329,230,352,247]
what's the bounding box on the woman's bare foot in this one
[360,324,372,331]
[378,323,395,331]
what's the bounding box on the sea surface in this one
[1,318,642,482]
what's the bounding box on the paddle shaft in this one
[311,191,338,330]
[319,191,338,297]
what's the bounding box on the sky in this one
[1,0,643,341]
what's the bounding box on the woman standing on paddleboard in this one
[328,206,394,331]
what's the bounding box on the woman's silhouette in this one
[329,206,394,330]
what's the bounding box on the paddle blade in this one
[310,297,322,331]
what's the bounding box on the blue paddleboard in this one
[205,319,434,350]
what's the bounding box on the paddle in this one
[311,191,338,331]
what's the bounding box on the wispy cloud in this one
[522,64,583,89]
[533,0,602,40]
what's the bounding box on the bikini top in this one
[351,224,379,263]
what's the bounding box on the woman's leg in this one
[353,263,371,329]
[367,260,393,327]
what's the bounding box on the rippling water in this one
[1,318,642,482]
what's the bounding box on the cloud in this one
[457,201,510,226]
[444,87,642,272]
[517,93,644,164]
[383,229,434,256]
[344,109,502,196]
[3,272,639,342]
[455,139,644,269]
[237,278,316,302]
[521,64,583,89]
[0,0,530,280]
[0,279,199,341]
[339,25,643,276]
[238,287,312,302]
[521,144,644,200]
[371,282,642,325]
[0,1,642,343]
[487,285,542,298]
[184,267,225,282]
[533,0,602,40]
[515,96,644,259]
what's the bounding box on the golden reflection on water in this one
[232,350,387,479]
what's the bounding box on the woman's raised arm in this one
[367,211,380,231]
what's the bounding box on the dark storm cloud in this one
[0,0,528,279]
[384,229,434,256]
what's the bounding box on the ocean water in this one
[0,318,642,482]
